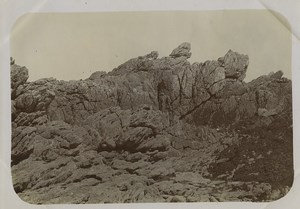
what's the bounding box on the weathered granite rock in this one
[169,42,192,58]
[11,64,29,99]
[11,43,292,203]
[88,71,107,80]
[218,50,249,81]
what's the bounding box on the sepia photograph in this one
[9,10,293,204]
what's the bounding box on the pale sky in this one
[10,10,291,82]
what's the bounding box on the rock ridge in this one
[11,42,293,203]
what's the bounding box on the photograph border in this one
[1,0,300,208]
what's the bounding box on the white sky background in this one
[10,10,291,82]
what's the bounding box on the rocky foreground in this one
[11,43,293,203]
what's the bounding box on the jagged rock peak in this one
[169,42,191,58]
[269,70,283,79]
[10,64,29,96]
[218,49,249,81]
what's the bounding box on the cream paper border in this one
[0,0,299,208]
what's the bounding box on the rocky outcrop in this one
[219,50,249,80]
[10,43,293,203]
[11,64,29,99]
[169,42,192,58]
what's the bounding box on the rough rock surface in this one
[11,43,293,204]
[169,42,192,58]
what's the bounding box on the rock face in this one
[219,50,249,80]
[11,64,29,99]
[11,43,293,204]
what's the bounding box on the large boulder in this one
[169,42,192,58]
[218,50,249,81]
